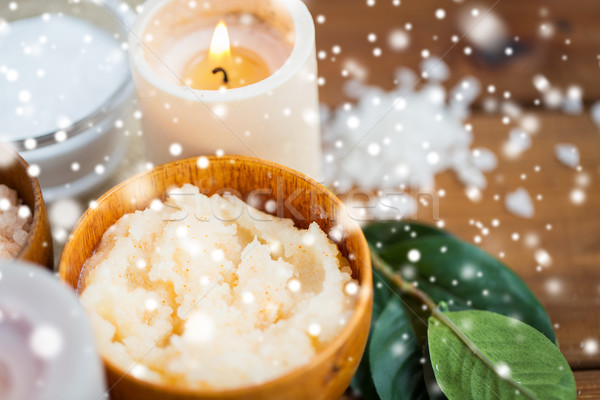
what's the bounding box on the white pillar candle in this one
[129,0,322,178]
[0,261,106,400]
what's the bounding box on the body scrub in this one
[80,184,358,389]
[0,184,31,258]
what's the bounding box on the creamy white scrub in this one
[80,184,359,389]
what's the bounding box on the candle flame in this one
[209,20,231,60]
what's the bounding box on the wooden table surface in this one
[73,0,600,397]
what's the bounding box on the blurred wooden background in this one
[308,0,600,106]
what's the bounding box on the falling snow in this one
[29,325,63,359]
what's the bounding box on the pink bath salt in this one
[0,184,32,259]
[0,237,22,258]
[13,229,29,246]
[0,184,18,205]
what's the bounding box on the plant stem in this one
[368,244,538,400]
[369,244,437,310]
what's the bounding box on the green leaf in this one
[372,268,394,325]
[351,354,380,400]
[378,236,556,343]
[361,222,560,400]
[377,292,448,400]
[428,310,575,400]
[350,272,396,399]
[369,296,430,400]
[364,221,451,252]
[422,345,446,400]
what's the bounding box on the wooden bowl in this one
[59,155,373,400]
[0,144,53,269]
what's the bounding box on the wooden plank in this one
[575,370,600,399]
[307,0,600,106]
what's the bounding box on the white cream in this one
[0,14,128,140]
[0,13,133,200]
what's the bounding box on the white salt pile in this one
[0,184,32,258]
[322,58,495,197]
[80,184,358,389]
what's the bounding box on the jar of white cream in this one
[0,0,135,201]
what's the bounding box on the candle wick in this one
[212,67,229,84]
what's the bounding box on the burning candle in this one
[183,20,271,90]
[129,0,322,178]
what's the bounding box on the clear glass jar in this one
[0,0,135,201]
